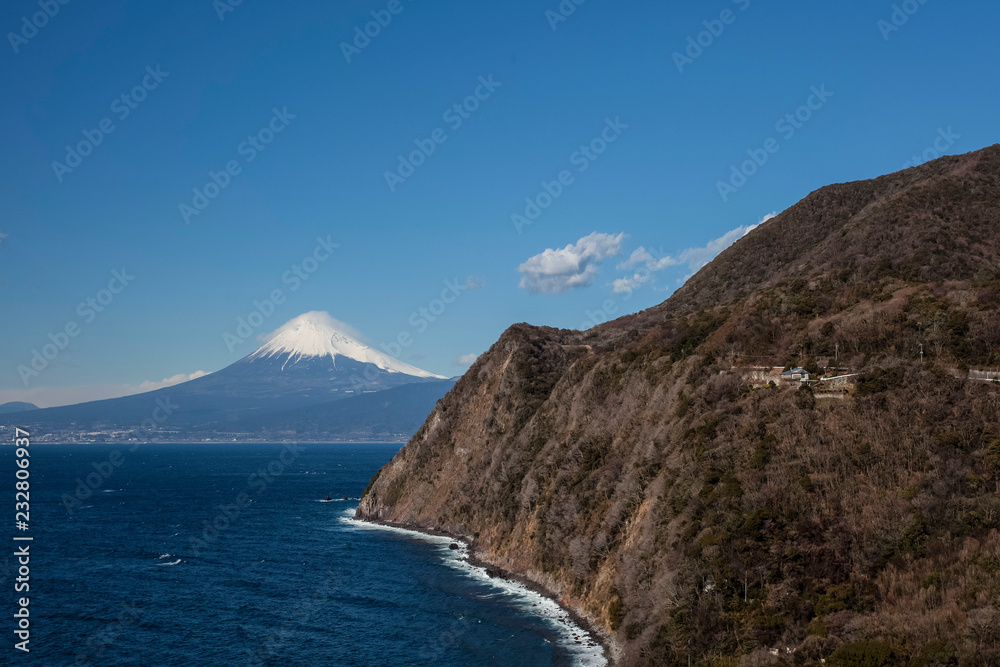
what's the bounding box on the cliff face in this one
[358,146,1000,665]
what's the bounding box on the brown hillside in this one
[358,145,1000,665]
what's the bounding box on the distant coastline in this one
[0,429,411,446]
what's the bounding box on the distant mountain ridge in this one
[0,402,38,415]
[234,378,457,442]
[358,145,1000,664]
[0,312,452,442]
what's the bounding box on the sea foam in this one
[340,509,607,667]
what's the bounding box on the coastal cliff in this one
[358,146,1000,665]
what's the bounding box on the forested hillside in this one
[359,145,1000,665]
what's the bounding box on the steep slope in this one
[358,145,1000,665]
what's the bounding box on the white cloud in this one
[617,247,678,272]
[465,276,484,290]
[0,370,210,409]
[135,371,210,392]
[518,232,624,295]
[455,353,479,366]
[611,272,650,294]
[611,212,777,295]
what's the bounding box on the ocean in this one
[2,443,605,666]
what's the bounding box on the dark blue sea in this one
[0,443,604,666]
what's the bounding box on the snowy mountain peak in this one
[248,311,446,379]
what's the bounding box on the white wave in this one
[341,514,607,667]
[159,559,182,566]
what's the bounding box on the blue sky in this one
[1,0,997,407]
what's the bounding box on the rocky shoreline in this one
[355,515,618,666]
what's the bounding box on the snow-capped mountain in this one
[247,311,445,378]
[1,312,454,439]
[206,312,447,404]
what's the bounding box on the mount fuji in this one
[206,311,447,404]
[0,312,455,442]
[248,311,443,378]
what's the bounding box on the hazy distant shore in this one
[0,433,410,445]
